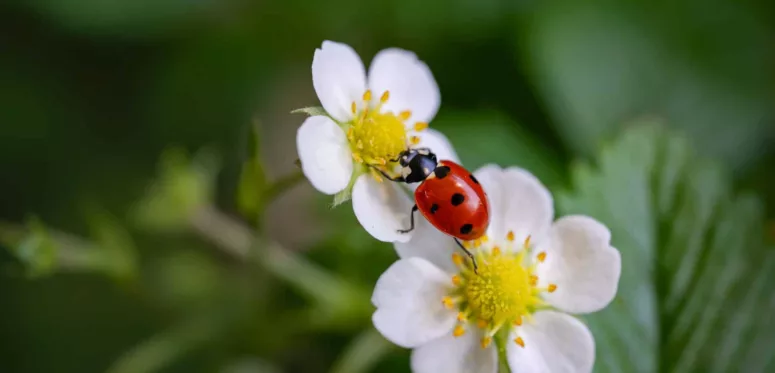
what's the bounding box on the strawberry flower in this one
[296,41,457,242]
[372,165,621,373]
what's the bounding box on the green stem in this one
[106,312,223,373]
[263,171,305,202]
[189,205,371,323]
[495,328,513,373]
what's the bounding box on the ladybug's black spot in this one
[430,203,439,214]
[460,224,473,235]
[469,174,479,184]
[434,166,451,179]
[451,193,465,206]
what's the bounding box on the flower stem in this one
[495,328,512,373]
[106,312,224,373]
[189,205,372,325]
[263,171,306,202]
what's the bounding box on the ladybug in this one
[376,148,489,271]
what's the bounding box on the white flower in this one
[296,40,458,243]
[371,165,622,373]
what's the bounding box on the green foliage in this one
[236,123,268,223]
[84,209,139,282]
[558,121,775,372]
[3,218,56,277]
[330,328,395,373]
[21,0,222,38]
[132,148,219,231]
[523,1,775,169]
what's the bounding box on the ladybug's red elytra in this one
[375,148,490,271]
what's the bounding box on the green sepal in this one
[332,165,365,208]
[291,106,328,117]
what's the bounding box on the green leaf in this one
[291,106,328,117]
[558,120,775,372]
[522,2,775,170]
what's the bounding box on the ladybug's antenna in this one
[454,238,478,273]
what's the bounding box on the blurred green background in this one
[2,0,775,372]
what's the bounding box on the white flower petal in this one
[312,41,366,123]
[394,214,459,274]
[372,257,456,348]
[352,174,415,243]
[536,216,622,314]
[296,115,353,194]
[414,128,460,164]
[411,330,497,373]
[500,167,554,246]
[473,165,506,244]
[368,48,440,124]
[507,311,595,373]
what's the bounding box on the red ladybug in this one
[377,148,489,271]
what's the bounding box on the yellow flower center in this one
[466,254,531,322]
[442,232,557,349]
[345,90,426,178]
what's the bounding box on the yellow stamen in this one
[523,235,531,249]
[348,90,408,173]
[442,296,455,309]
[380,90,390,103]
[514,337,525,348]
[453,325,466,337]
[443,233,549,347]
[481,235,489,243]
[465,254,533,323]
[413,122,428,131]
[537,251,546,263]
[452,253,464,266]
[548,284,558,293]
[399,110,412,120]
[410,136,421,145]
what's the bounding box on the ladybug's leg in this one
[454,239,479,273]
[397,205,418,234]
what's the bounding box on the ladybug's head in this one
[398,148,437,183]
